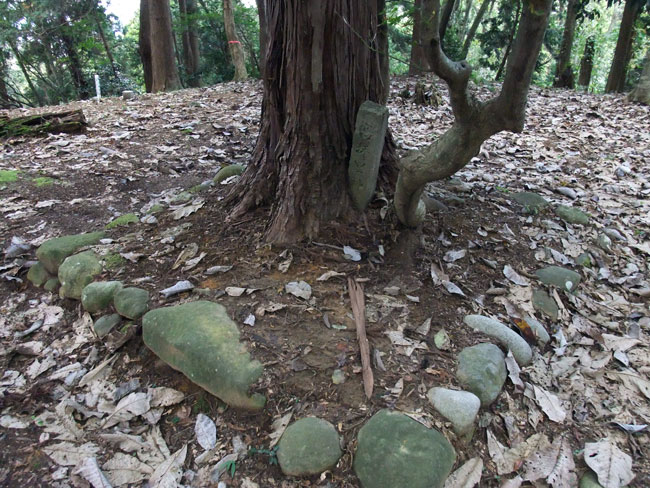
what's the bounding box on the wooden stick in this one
[348,277,373,399]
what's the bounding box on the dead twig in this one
[348,277,373,399]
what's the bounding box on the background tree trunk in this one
[223,0,248,81]
[8,40,43,106]
[58,14,89,99]
[578,36,595,88]
[256,0,268,73]
[95,17,119,79]
[139,0,153,92]
[629,49,650,104]
[605,0,643,93]
[149,0,182,92]
[459,0,474,43]
[409,0,436,74]
[461,0,493,58]
[439,0,458,41]
[179,0,202,87]
[553,0,577,88]
[495,0,521,80]
[227,1,396,243]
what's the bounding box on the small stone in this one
[58,251,103,300]
[457,343,507,406]
[81,281,124,314]
[555,205,590,225]
[36,231,105,274]
[427,388,480,437]
[331,369,345,384]
[434,329,452,351]
[114,287,150,319]
[44,278,60,292]
[214,164,245,183]
[143,301,265,409]
[535,266,581,292]
[122,90,135,100]
[556,187,577,199]
[463,315,532,366]
[422,194,449,212]
[27,262,52,287]
[603,228,626,242]
[93,314,121,338]
[277,418,342,476]
[576,252,592,268]
[354,409,455,488]
[348,101,388,211]
[532,289,559,321]
[523,316,551,345]
[596,233,612,251]
[512,192,549,214]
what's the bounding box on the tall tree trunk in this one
[95,17,119,78]
[439,0,458,41]
[459,0,474,43]
[179,0,202,86]
[0,52,10,108]
[227,1,396,243]
[409,0,436,74]
[495,0,521,80]
[578,36,595,88]
[223,0,248,81]
[553,0,578,88]
[605,0,643,93]
[256,0,269,73]
[58,14,89,99]
[629,49,650,104]
[139,0,153,92]
[149,0,182,92]
[8,40,44,106]
[461,0,493,58]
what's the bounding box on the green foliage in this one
[248,445,279,466]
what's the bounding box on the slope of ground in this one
[0,78,648,487]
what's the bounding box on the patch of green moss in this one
[104,253,126,269]
[106,213,139,229]
[147,204,166,214]
[171,191,192,204]
[0,170,19,183]
[33,176,55,187]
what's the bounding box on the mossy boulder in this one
[58,251,103,300]
[354,410,456,488]
[27,262,52,287]
[555,205,590,225]
[277,418,342,476]
[114,287,149,320]
[106,213,138,229]
[44,278,60,292]
[214,164,245,183]
[36,231,105,274]
[81,281,123,314]
[142,301,265,410]
[513,192,549,214]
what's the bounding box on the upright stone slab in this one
[354,410,456,488]
[143,301,265,410]
[348,101,389,210]
[36,231,105,274]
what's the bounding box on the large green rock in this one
[214,164,245,183]
[532,289,559,321]
[277,417,342,476]
[457,343,506,406]
[36,231,105,274]
[58,251,103,300]
[555,205,590,225]
[114,287,149,320]
[354,410,456,488]
[348,101,389,211]
[535,266,581,292]
[142,301,265,410]
[82,281,124,314]
[93,313,121,338]
[513,192,549,214]
[27,262,52,287]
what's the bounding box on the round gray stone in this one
[354,409,455,488]
[457,343,507,406]
[535,266,581,292]
[463,315,532,366]
[114,287,150,319]
[82,281,124,314]
[277,417,342,476]
[427,388,480,436]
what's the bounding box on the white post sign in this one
[94,74,101,102]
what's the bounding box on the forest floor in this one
[0,78,649,488]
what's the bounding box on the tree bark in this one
[95,17,119,79]
[409,0,436,75]
[256,0,269,72]
[139,0,153,92]
[227,1,396,243]
[439,0,458,40]
[58,13,90,99]
[8,40,44,106]
[395,0,552,226]
[223,0,248,81]
[461,0,493,58]
[495,0,521,81]
[553,0,578,88]
[459,0,474,43]
[629,49,650,104]
[179,0,202,87]
[578,36,595,88]
[605,0,643,93]
[0,109,87,138]
[148,0,182,92]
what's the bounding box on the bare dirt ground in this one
[0,78,649,488]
